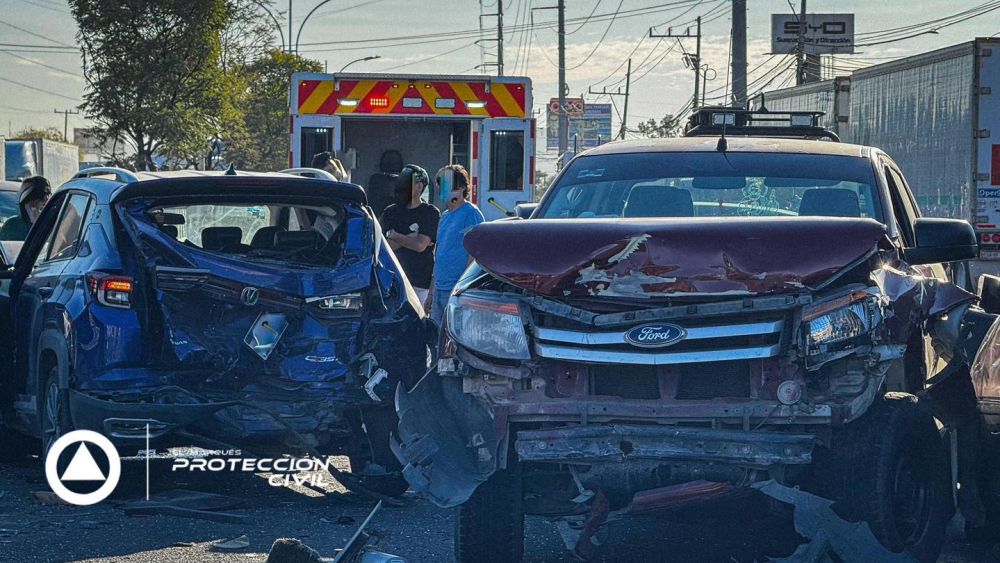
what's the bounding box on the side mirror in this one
[979,275,1000,315]
[513,203,538,220]
[904,218,978,265]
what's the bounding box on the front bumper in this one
[516,424,815,466]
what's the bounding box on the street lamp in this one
[251,0,285,51]
[339,55,381,73]
[294,0,337,54]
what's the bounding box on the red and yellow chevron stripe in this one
[296,79,527,118]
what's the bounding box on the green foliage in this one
[634,114,682,138]
[225,50,323,171]
[69,0,230,169]
[12,127,65,142]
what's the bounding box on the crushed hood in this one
[464,217,890,298]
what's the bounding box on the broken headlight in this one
[308,292,363,311]
[446,293,530,360]
[803,291,882,354]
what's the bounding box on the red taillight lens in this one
[87,273,133,309]
[983,234,991,243]
[991,234,1000,243]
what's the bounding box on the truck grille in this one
[676,361,751,399]
[532,316,786,366]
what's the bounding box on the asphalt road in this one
[0,453,994,563]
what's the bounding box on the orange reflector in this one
[104,280,133,292]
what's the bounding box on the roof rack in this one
[684,107,840,142]
[279,167,339,181]
[71,167,140,184]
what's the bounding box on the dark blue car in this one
[0,168,430,492]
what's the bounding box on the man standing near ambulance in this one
[381,165,439,305]
[426,164,484,325]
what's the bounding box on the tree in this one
[225,50,323,171]
[69,0,230,170]
[12,127,65,142]
[634,114,682,138]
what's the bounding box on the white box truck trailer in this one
[755,38,1000,258]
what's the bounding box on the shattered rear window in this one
[541,152,881,222]
[136,201,348,267]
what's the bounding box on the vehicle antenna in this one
[225,163,237,176]
[718,27,734,152]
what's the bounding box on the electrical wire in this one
[566,0,603,35]
[0,50,82,77]
[0,21,75,47]
[0,75,79,102]
[376,42,479,72]
[566,0,623,70]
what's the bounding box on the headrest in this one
[201,226,242,251]
[160,225,178,239]
[250,226,285,249]
[274,230,324,249]
[623,185,694,218]
[799,188,860,218]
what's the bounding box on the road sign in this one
[548,97,585,116]
[546,103,612,151]
[771,13,855,55]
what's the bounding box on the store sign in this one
[771,13,854,54]
[546,103,612,151]
[548,97,586,116]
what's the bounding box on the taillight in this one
[992,234,1000,243]
[87,273,134,309]
[983,234,991,243]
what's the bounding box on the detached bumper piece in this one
[516,425,815,466]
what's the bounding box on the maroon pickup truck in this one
[392,109,1000,562]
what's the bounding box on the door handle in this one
[38,287,53,299]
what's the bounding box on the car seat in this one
[368,150,403,219]
[623,185,694,218]
[250,226,286,250]
[201,226,243,252]
[799,188,861,218]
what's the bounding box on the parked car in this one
[0,167,432,493]
[393,109,999,561]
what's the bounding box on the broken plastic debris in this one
[212,534,250,551]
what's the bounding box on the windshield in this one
[539,152,882,222]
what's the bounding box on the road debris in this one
[212,534,250,551]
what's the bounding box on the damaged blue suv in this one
[0,168,430,492]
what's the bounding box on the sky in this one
[1,0,999,167]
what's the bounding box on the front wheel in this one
[811,392,951,562]
[39,367,73,458]
[455,465,524,563]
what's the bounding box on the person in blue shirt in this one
[426,164,484,325]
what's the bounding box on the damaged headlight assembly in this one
[446,292,531,360]
[802,290,883,356]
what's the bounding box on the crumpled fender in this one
[391,372,505,508]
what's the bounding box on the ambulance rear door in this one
[292,114,343,169]
[477,117,533,221]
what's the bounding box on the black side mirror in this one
[905,218,978,265]
[513,203,538,220]
[979,275,1000,315]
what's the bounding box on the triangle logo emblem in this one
[60,442,107,482]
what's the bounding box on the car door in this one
[11,192,92,427]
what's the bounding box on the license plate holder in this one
[244,313,288,360]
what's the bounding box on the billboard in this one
[546,101,613,151]
[771,13,855,55]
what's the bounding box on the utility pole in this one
[650,17,701,110]
[288,0,293,54]
[54,108,79,142]
[557,0,566,156]
[497,0,504,75]
[588,58,632,140]
[796,0,807,85]
[732,0,747,107]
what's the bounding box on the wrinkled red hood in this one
[464,217,889,298]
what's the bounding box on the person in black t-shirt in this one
[379,164,440,304]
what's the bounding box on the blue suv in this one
[0,168,431,492]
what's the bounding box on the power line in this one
[0,21,75,47]
[376,42,479,72]
[566,0,623,70]
[0,75,79,102]
[0,51,82,77]
[0,42,76,51]
[565,0,603,35]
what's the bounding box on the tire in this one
[455,466,524,563]
[811,392,951,562]
[39,366,73,458]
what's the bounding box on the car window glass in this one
[540,153,882,222]
[46,194,91,261]
[883,165,916,246]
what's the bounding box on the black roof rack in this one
[684,107,840,142]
